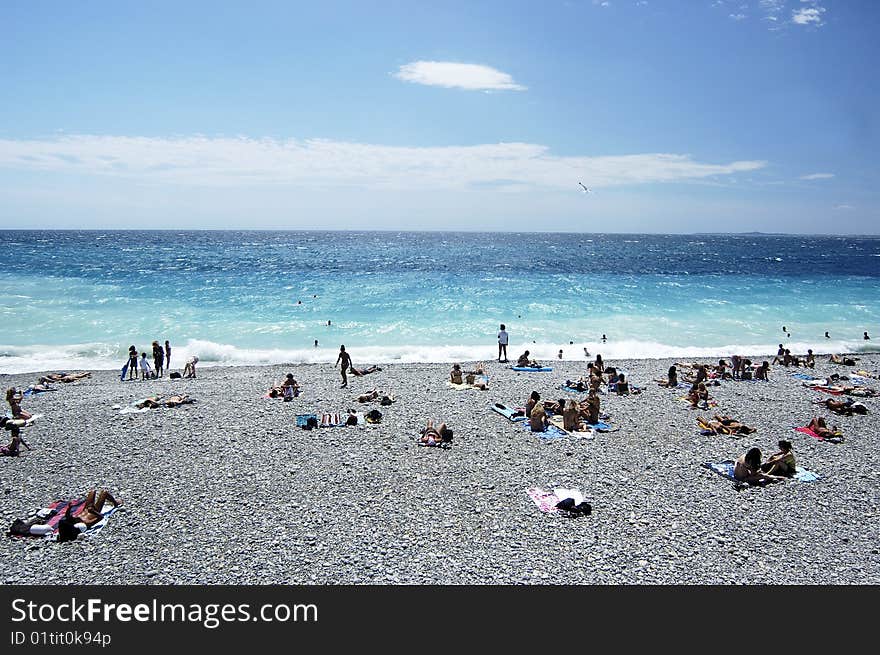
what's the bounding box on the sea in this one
[0,230,878,374]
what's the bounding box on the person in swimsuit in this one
[165,340,172,369]
[0,417,30,456]
[350,365,382,376]
[734,448,785,485]
[6,387,32,420]
[615,373,631,395]
[182,356,198,378]
[497,324,509,363]
[528,404,549,432]
[139,352,153,380]
[755,361,770,381]
[760,440,796,477]
[450,364,463,385]
[525,391,540,418]
[57,489,123,542]
[419,420,451,446]
[806,417,840,440]
[582,389,601,425]
[163,394,193,407]
[335,345,352,388]
[39,372,91,384]
[656,365,678,388]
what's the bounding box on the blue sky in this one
[0,0,876,232]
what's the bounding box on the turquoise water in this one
[0,230,877,372]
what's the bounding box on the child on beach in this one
[139,353,153,380]
[126,346,138,380]
[6,387,32,420]
[497,324,509,363]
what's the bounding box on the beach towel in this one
[12,499,119,541]
[526,487,585,514]
[794,426,844,443]
[318,412,363,427]
[446,379,487,391]
[522,421,569,440]
[791,373,817,380]
[491,403,527,422]
[23,387,55,397]
[549,415,595,437]
[809,385,845,395]
[561,384,589,393]
[296,413,318,427]
[586,421,616,432]
[511,366,553,372]
[703,460,821,483]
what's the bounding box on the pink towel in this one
[526,487,559,514]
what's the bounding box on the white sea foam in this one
[0,338,876,374]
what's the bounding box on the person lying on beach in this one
[164,394,194,408]
[6,388,32,421]
[25,383,56,394]
[700,415,756,435]
[516,351,541,368]
[10,489,123,540]
[419,420,452,446]
[754,361,770,381]
[38,372,91,384]
[565,378,589,392]
[134,394,193,409]
[805,417,842,441]
[734,448,786,485]
[182,356,199,378]
[829,354,858,366]
[450,364,463,385]
[466,362,488,376]
[656,366,679,388]
[760,440,796,478]
[350,365,382,376]
[815,397,868,415]
[529,404,549,432]
[840,386,879,398]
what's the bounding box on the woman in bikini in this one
[760,440,796,477]
[419,420,451,446]
[6,388,32,420]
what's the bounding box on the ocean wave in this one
[0,338,877,374]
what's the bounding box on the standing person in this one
[182,356,198,378]
[164,340,172,370]
[497,324,509,363]
[314,339,318,348]
[824,331,830,339]
[152,341,164,378]
[601,334,607,343]
[335,345,352,388]
[865,332,871,340]
[139,352,153,380]
[127,346,138,381]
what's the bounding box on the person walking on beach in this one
[497,324,509,362]
[335,345,352,388]
[152,341,164,378]
[164,340,172,369]
[126,345,138,381]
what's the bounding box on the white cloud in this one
[729,13,747,21]
[0,134,768,191]
[800,172,835,180]
[792,4,826,26]
[393,61,526,91]
[833,204,854,210]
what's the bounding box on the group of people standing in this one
[124,340,172,380]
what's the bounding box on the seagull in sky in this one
[578,182,592,194]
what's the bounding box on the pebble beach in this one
[2,354,879,585]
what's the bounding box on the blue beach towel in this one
[586,421,616,432]
[791,373,816,380]
[703,460,821,483]
[511,366,553,372]
[521,421,568,440]
[295,414,318,427]
[491,403,527,422]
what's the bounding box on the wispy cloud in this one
[833,204,855,210]
[792,2,826,26]
[393,61,526,91]
[0,134,767,191]
[729,13,747,21]
[800,172,835,180]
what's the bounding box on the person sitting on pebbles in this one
[528,404,549,432]
[450,363,464,385]
[516,350,541,368]
[688,382,711,409]
[734,448,786,485]
[656,365,678,388]
[760,440,796,478]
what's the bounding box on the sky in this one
[0,0,877,233]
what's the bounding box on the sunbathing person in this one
[815,397,868,415]
[525,391,541,417]
[163,394,193,407]
[565,378,589,392]
[463,372,488,390]
[581,390,601,425]
[829,354,858,366]
[6,387,32,420]
[38,372,91,384]
[656,366,679,388]
[755,361,770,381]
[734,448,785,485]
[135,395,163,409]
[0,418,31,457]
[357,389,380,403]
[419,420,452,446]
[805,416,842,441]
[529,404,549,432]
[450,363,463,385]
[702,415,756,435]
[350,365,382,376]
[562,399,583,432]
[760,440,796,477]
[57,489,123,542]
[688,382,710,409]
[805,350,815,368]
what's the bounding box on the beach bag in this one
[169,372,181,379]
[366,409,383,424]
